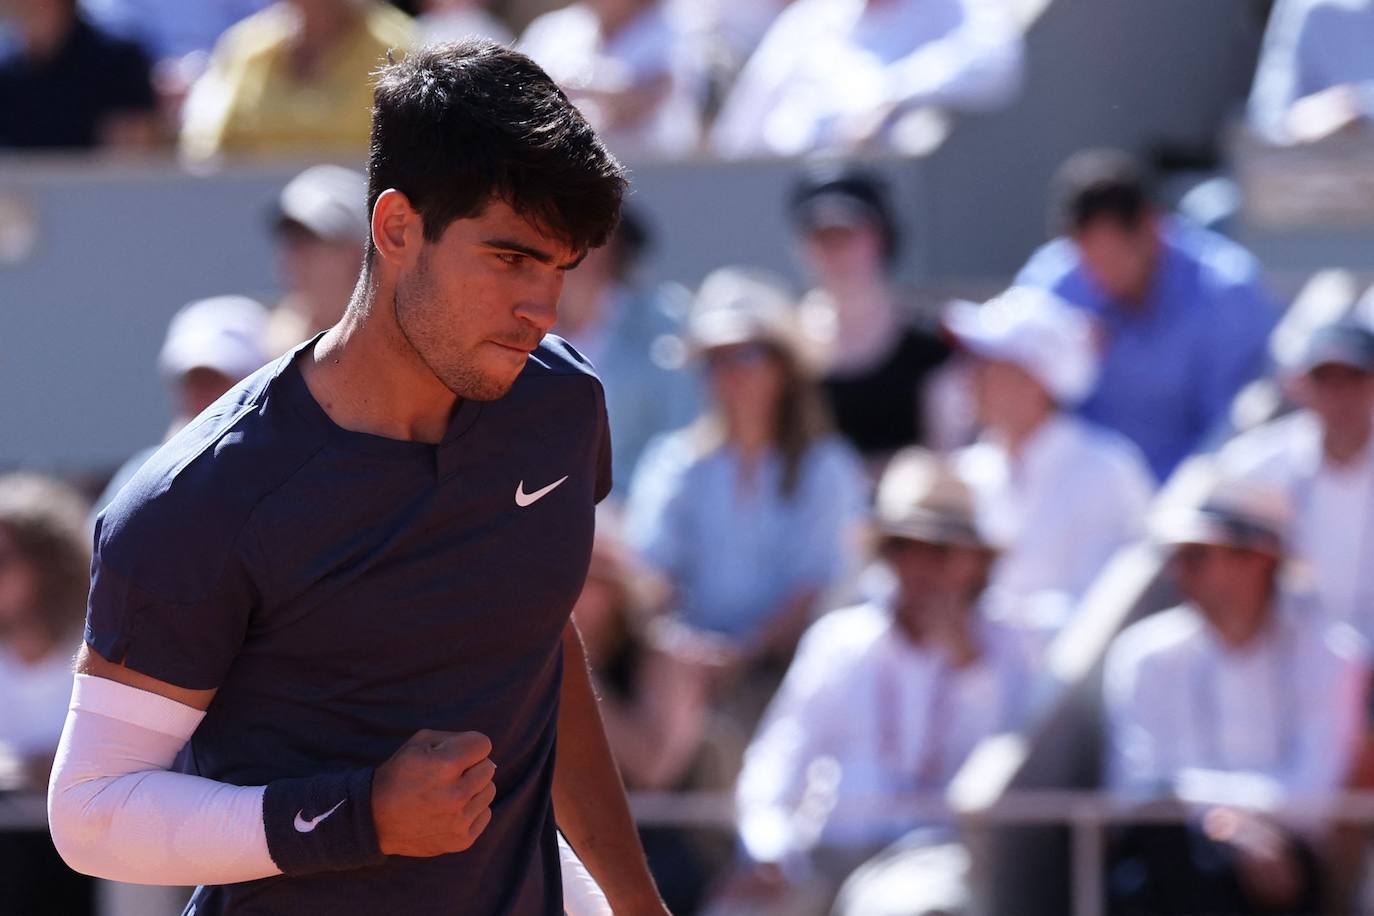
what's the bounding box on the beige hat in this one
[688,266,810,364]
[1150,457,1292,556]
[874,448,995,550]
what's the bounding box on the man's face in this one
[1296,362,1374,432]
[277,224,363,328]
[973,358,1052,433]
[801,220,885,287]
[885,537,990,630]
[1170,542,1277,625]
[176,366,237,420]
[394,198,584,401]
[1072,216,1159,303]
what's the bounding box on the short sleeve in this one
[85,504,259,692]
[593,380,614,504]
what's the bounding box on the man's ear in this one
[371,189,424,267]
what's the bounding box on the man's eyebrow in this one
[481,238,586,270]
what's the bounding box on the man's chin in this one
[445,370,520,402]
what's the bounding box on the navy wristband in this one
[262,767,385,876]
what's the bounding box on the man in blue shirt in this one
[1015,149,1280,480]
[48,39,667,916]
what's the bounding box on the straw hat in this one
[874,448,996,550]
[1149,457,1292,556]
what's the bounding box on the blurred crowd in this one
[5,0,1374,915]
[0,0,1028,160]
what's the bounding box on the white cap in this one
[275,165,369,242]
[944,286,1100,405]
[158,295,270,382]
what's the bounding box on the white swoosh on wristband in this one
[293,799,346,833]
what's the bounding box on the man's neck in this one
[997,408,1054,460]
[814,279,898,370]
[289,4,360,78]
[17,3,74,60]
[1205,602,1273,652]
[303,293,459,445]
[1323,416,1373,468]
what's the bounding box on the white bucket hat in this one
[944,286,1100,406]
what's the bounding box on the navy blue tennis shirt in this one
[87,334,612,915]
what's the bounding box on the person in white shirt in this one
[947,287,1155,623]
[518,0,704,159]
[1104,462,1367,915]
[710,0,1024,158]
[1218,318,1374,644]
[1248,0,1374,145]
[708,449,1034,916]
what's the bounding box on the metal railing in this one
[8,786,1374,916]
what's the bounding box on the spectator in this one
[573,507,726,914]
[416,0,512,45]
[626,266,866,675]
[263,164,370,356]
[788,165,952,464]
[555,209,699,493]
[1104,462,1367,915]
[0,0,159,149]
[518,0,703,159]
[179,0,413,162]
[947,286,1154,615]
[0,474,93,916]
[1016,149,1280,480]
[1248,0,1374,145]
[94,295,270,516]
[713,449,1034,916]
[1217,318,1374,642]
[711,0,1024,158]
[79,0,268,61]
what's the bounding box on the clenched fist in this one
[371,729,497,857]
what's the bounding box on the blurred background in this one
[5,0,1374,914]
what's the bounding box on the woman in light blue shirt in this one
[626,267,868,668]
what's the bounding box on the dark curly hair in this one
[364,39,627,264]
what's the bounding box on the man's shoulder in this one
[97,360,325,590]
[363,3,416,47]
[524,334,606,384]
[210,4,296,61]
[1108,606,1203,671]
[1058,416,1154,485]
[1165,219,1263,291]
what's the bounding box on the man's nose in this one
[515,295,559,336]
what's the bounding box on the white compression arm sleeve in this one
[558,832,611,916]
[47,673,281,885]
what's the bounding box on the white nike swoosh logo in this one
[293,799,346,833]
[515,475,569,507]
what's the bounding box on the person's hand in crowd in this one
[1202,807,1304,910]
[1284,84,1368,144]
[647,616,741,687]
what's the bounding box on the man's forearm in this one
[554,623,668,915]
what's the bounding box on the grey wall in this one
[0,0,1328,473]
